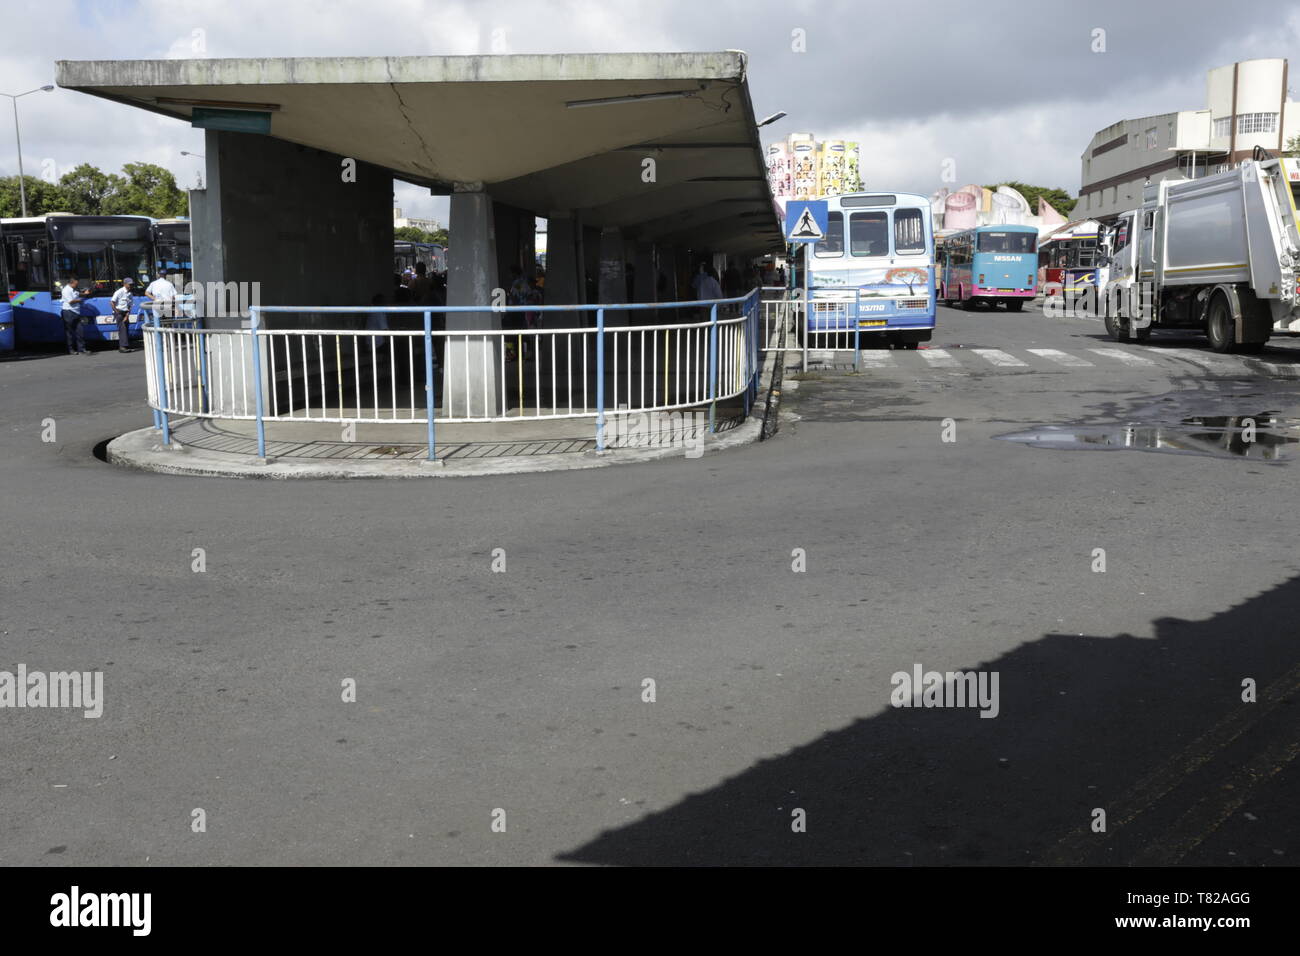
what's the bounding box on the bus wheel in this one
[1104,310,1131,343]
[898,340,919,350]
[1206,294,1235,353]
[1005,300,1024,312]
[961,293,977,312]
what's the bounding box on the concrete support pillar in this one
[631,240,656,325]
[598,226,628,325]
[545,213,580,303]
[445,183,500,417]
[192,128,390,418]
[660,246,679,302]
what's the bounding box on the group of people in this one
[59,273,180,355]
[393,262,447,306]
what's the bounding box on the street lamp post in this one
[2,85,54,217]
[180,150,205,189]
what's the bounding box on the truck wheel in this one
[962,293,976,312]
[1104,311,1131,343]
[1005,300,1024,312]
[1206,295,1235,353]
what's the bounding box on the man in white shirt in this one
[110,277,135,353]
[145,273,178,320]
[60,277,87,355]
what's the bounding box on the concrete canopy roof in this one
[56,52,785,256]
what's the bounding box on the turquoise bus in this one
[805,191,936,348]
[0,214,153,347]
[939,223,1038,311]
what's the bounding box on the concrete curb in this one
[106,351,782,480]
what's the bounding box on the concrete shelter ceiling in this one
[57,53,785,255]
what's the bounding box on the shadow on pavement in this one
[560,576,1300,866]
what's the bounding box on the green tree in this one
[0,175,70,217]
[395,225,448,245]
[983,181,1075,217]
[103,162,187,218]
[1283,134,1300,157]
[58,163,125,215]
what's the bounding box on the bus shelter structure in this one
[57,53,784,420]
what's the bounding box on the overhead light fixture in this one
[757,111,787,128]
[155,96,281,112]
[565,90,696,109]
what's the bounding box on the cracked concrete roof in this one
[56,53,784,255]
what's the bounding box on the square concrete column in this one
[598,226,628,325]
[544,211,582,326]
[445,184,501,418]
[190,128,389,418]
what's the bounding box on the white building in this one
[392,206,442,233]
[1074,58,1299,221]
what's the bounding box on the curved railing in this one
[142,290,763,460]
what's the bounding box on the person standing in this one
[60,277,87,355]
[145,271,178,321]
[110,277,135,353]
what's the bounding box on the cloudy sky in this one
[3,0,1298,224]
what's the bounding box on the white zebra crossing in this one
[1088,348,1155,366]
[854,351,896,368]
[804,345,1300,375]
[970,348,1028,367]
[919,348,960,367]
[1027,348,1094,367]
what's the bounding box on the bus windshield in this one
[977,231,1036,253]
[49,219,153,293]
[816,212,844,257]
[849,211,888,256]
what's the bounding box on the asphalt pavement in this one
[1,302,1296,865]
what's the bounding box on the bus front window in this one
[113,240,152,286]
[53,241,113,292]
[893,208,925,255]
[976,232,1036,254]
[849,211,887,256]
[815,212,844,257]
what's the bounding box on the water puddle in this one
[996,390,1300,463]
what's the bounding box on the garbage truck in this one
[1097,151,1300,352]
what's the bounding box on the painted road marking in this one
[919,349,960,367]
[970,349,1028,367]
[1027,348,1094,367]
[1089,348,1155,366]
[855,351,896,368]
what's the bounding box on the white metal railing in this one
[142,291,763,460]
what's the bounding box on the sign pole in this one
[802,242,810,372]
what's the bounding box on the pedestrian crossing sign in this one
[785,200,828,243]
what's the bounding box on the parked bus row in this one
[1,213,193,351]
[393,240,447,277]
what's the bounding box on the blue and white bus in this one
[805,191,935,348]
[938,224,1038,311]
[0,219,13,353]
[0,214,153,347]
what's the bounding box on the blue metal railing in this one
[146,290,763,462]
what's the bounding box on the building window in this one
[1213,116,1233,138]
[1237,112,1278,135]
[1145,127,1158,150]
